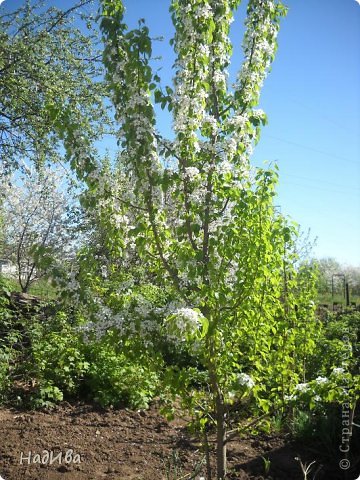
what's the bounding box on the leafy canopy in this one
[0,0,107,174]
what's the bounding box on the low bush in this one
[18,308,161,409]
[83,332,160,409]
[29,311,90,400]
[0,275,18,400]
[0,346,14,400]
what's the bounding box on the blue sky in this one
[3,0,360,265]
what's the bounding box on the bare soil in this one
[0,402,354,480]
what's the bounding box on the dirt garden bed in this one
[0,402,353,479]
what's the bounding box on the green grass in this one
[29,279,58,300]
[317,292,360,307]
[3,276,58,300]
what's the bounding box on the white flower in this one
[225,137,238,156]
[252,108,265,118]
[100,265,108,279]
[134,296,153,318]
[198,44,210,57]
[332,367,345,375]
[113,213,129,228]
[183,167,200,180]
[284,394,296,401]
[216,160,233,175]
[203,114,218,134]
[315,376,328,385]
[246,144,254,156]
[237,373,255,389]
[195,4,212,19]
[228,114,247,129]
[166,307,204,336]
[175,307,202,325]
[295,383,309,393]
[213,71,226,86]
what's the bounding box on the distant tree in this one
[1,167,74,292]
[0,0,108,175]
[314,257,342,295]
[314,257,360,298]
[0,199,4,255]
[345,265,360,296]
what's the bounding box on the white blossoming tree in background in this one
[0,166,75,293]
[66,1,321,478]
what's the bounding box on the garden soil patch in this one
[0,403,353,479]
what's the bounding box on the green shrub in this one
[84,335,160,409]
[307,310,360,378]
[29,382,64,409]
[0,346,13,400]
[0,275,19,401]
[27,309,160,409]
[282,310,360,466]
[0,274,12,320]
[29,311,89,398]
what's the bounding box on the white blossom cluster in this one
[79,295,206,350]
[284,373,340,403]
[294,382,309,393]
[86,163,140,257]
[172,0,233,139]
[68,128,99,177]
[227,113,247,130]
[79,294,160,346]
[79,312,126,343]
[284,393,295,401]
[237,373,255,389]
[165,307,204,337]
[103,32,163,202]
[67,268,80,297]
[194,3,212,20]
[181,166,200,181]
[315,376,328,385]
[235,1,280,107]
[222,109,264,168]
[100,265,108,279]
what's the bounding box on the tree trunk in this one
[203,430,212,480]
[215,394,227,480]
[208,335,227,480]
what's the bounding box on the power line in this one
[284,95,354,134]
[264,134,359,166]
[281,173,360,192]
[280,180,360,196]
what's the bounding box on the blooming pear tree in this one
[69,1,322,478]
